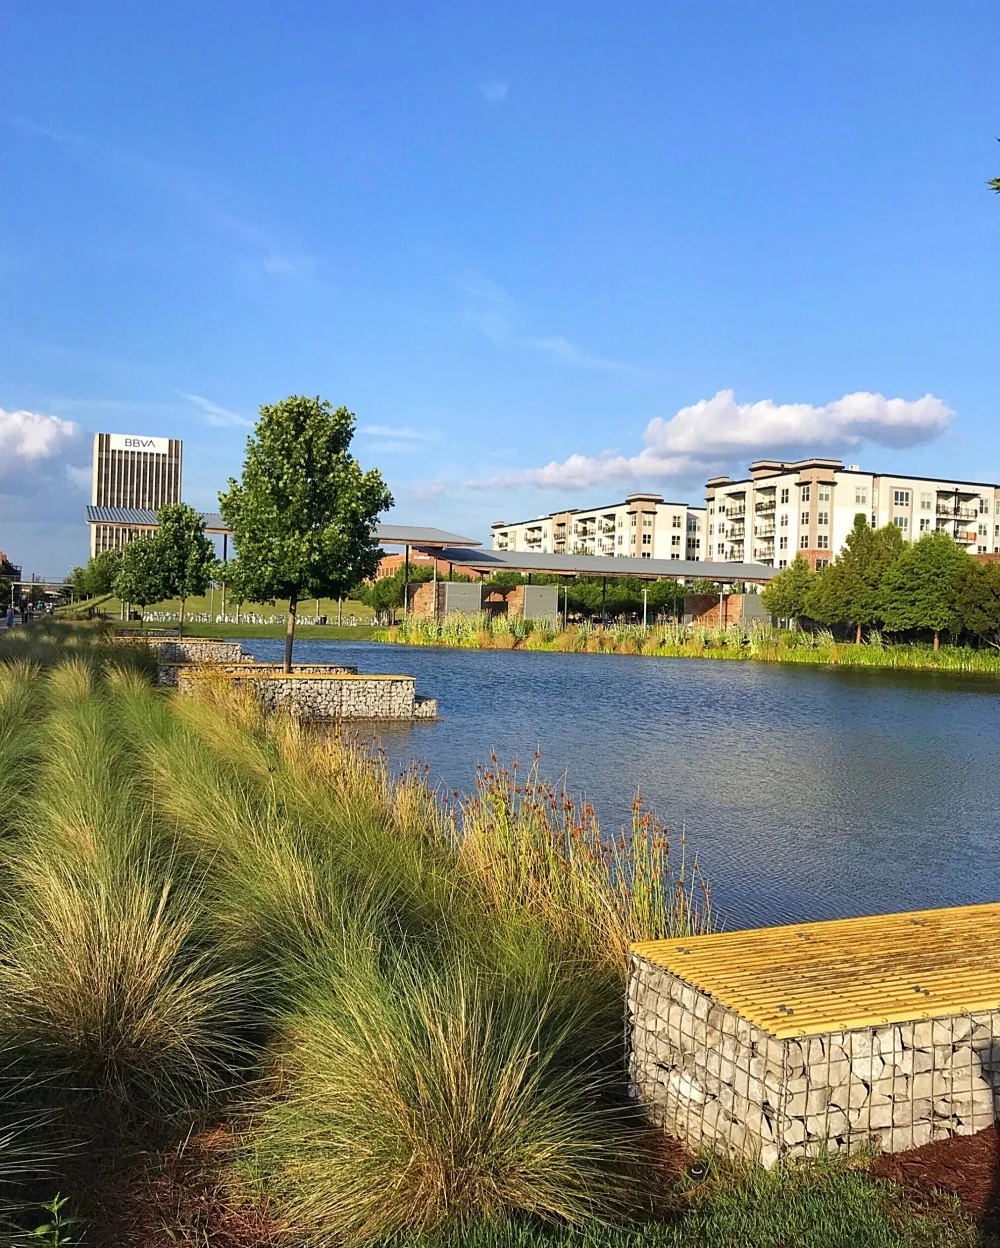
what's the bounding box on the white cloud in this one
[652,389,953,456]
[0,407,84,480]
[479,80,509,103]
[478,389,954,490]
[179,392,254,428]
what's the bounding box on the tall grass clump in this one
[248,953,635,1246]
[0,662,47,841]
[0,666,250,1128]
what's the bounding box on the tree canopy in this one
[219,396,392,670]
[112,538,171,620]
[953,558,1000,648]
[807,517,904,641]
[761,554,813,624]
[880,531,969,648]
[155,503,216,632]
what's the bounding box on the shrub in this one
[248,955,633,1245]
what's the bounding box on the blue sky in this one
[1,1,998,574]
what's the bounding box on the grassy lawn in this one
[59,592,376,639]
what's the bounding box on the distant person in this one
[5,605,13,629]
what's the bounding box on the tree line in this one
[761,515,1000,650]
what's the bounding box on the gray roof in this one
[436,548,777,583]
[85,507,480,548]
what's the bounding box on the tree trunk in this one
[179,597,186,636]
[337,596,343,626]
[284,598,298,673]
[933,630,940,651]
[855,622,862,645]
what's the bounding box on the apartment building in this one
[705,458,1000,570]
[90,433,183,555]
[491,493,706,561]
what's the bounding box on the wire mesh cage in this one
[628,954,1000,1166]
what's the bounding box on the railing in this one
[754,498,777,514]
[724,505,745,518]
[755,522,776,537]
[936,505,979,520]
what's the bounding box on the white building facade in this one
[706,458,1000,570]
[491,493,706,562]
[90,432,183,555]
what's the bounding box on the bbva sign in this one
[108,433,171,455]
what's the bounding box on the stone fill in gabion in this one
[629,954,1000,1166]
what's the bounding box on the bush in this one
[248,954,633,1244]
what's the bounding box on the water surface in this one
[240,639,1000,930]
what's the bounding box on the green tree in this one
[880,531,971,649]
[807,517,904,641]
[155,503,216,634]
[112,537,171,625]
[953,557,1000,648]
[219,396,392,671]
[84,548,124,597]
[761,554,813,626]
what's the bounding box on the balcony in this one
[755,521,776,538]
[724,505,745,518]
[754,498,777,514]
[936,504,979,521]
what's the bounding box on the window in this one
[817,511,829,526]
[800,511,810,526]
[641,551,651,559]
[670,552,680,560]
[816,558,830,569]
[818,487,831,502]
[642,533,651,546]
[780,513,788,527]
[893,489,910,507]
[780,488,790,504]
[981,498,990,514]
[856,487,868,505]
[778,560,787,569]
[672,514,682,528]
[630,516,637,527]
[671,534,681,547]
[919,518,931,532]
[871,513,877,528]
[893,516,909,532]
[979,524,988,536]
[801,485,811,502]
[779,535,788,550]
[800,534,809,548]
[920,493,933,511]
[709,523,714,536]
[642,516,652,528]
[709,506,714,516]
[979,545,989,554]
[816,534,829,549]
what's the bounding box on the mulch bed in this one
[872,1124,1000,1225]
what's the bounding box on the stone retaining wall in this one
[178,670,437,721]
[159,661,357,687]
[124,636,248,665]
[629,954,1000,1166]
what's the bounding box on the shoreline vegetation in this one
[375,614,1000,676]
[0,624,979,1246]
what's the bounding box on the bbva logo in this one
[123,438,156,448]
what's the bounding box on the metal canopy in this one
[435,548,777,583]
[85,507,481,548]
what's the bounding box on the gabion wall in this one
[628,953,1000,1166]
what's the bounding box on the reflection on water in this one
[239,639,1000,930]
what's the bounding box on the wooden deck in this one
[632,901,1000,1038]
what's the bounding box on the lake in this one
[239,638,1000,931]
